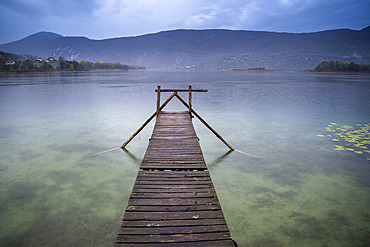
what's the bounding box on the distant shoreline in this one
[300,70,370,75]
[0,69,144,74]
[231,68,273,72]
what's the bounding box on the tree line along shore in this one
[1,50,369,73]
[0,53,145,72]
[231,62,370,73]
[308,61,370,73]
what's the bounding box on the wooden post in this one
[188,85,192,117]
[121,92,177,148]
[175,94,235,151]
[156,86,161,116]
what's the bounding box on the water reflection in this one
[207,150,233,170]
[121,148,141,165]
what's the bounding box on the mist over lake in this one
[0,70,369,246]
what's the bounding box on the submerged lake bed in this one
[0,70,369,246]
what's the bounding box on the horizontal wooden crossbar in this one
[155,89,208,92]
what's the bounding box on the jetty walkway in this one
[115,87,235,246]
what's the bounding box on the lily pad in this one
[319,122,370,158]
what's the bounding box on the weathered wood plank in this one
[118,225,230,235]
[120,218,228,227]
[142,161,205,166]
[134,180,211,185]
[131,187,214,192]
[138,170,209,175]
[115,240,235,247]
[115,232,231,243]
[122,211,225,221]
[135,178,211,182]
[144,153,204,157]
[140,169,207,172]
[132,184,213,189]
[125,204,221,212]
[143,156,204,161]
[141,168,207,171]
[146,151,203,156]
[127,198,219,206]
[140,163,206,167]
[137,172,210,178]
[129,192,216,199]
[135,180,211,184]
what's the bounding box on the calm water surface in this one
[0,71,369,246]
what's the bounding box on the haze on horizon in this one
[0,0,369,44]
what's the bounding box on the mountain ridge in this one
[1,27,369,71]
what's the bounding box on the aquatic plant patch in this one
[317,123,370,159]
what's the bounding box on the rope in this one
[234,149,259,158]
[90,147,121,156]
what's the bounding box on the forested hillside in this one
[1,27,369,71]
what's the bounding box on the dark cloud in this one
[0,0,369,44]
[1,0,97,17]
[1,0,44,17]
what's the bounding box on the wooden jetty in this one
[115,87,236,246]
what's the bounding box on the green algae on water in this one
[317,123,370,158]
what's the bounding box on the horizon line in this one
[4,25,369,44]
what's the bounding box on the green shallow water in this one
[0,71,369,246]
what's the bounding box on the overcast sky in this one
[0,0,369,44]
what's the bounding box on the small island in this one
[308,61,370,74]
[231,67,273,72]
[0,51,145,73]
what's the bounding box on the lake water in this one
[0,70,369,247]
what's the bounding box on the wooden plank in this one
[127,198,219,206]
[132,186,213,190]
[140,163,206,167]
[143,154,202,158]
[125,204,221,212]
[141,160,205,164]
[137,171,210,177]
[115,240,235,247]
[146,150,203,154]
[139,167,207,171]
[122,211,225,221]
[118,225,229,235]
[147,143,200,147]
[148,140,199,144]
[140,161,206,165]
[131,187,214,192]
[129,192,216,199]
[144,153,204,157]
[120,219,228,227]
[135,177,211,182]
[135,180,211,184]
[138,171,210,177]
[142,159,205,163]
[133,185,213,189]
[136,179,211,183]
[115,232,231,243]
